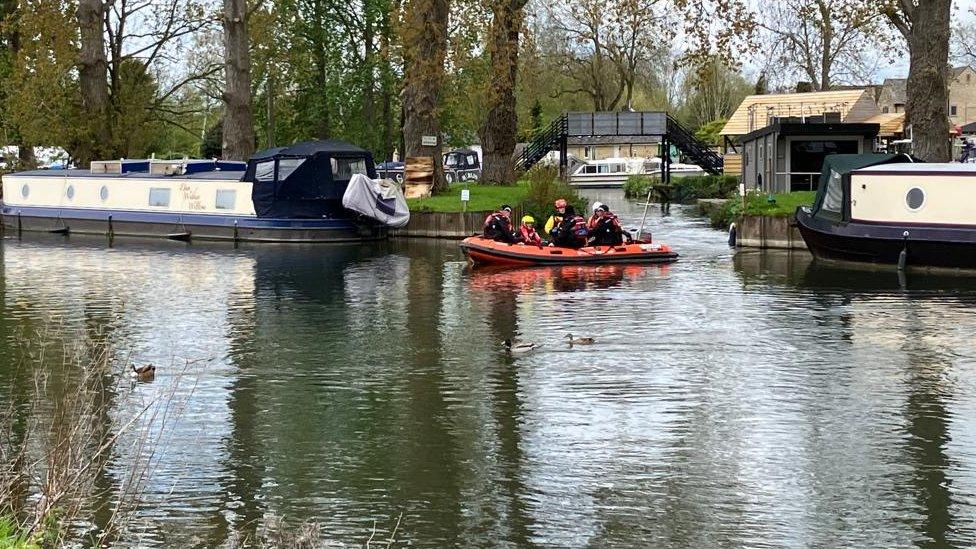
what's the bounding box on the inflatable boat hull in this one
[460,236,678,266]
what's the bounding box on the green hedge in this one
[623,174,740,201]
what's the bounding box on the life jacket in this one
[483,211,511,236]
[592,213,623,245]
[519,224,542,246]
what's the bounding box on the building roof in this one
[740,122,880,143]
[880,78,907,105]
[865,112,906,137]
[720,89,878,136]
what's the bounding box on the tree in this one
[401,0,450,191]
[755,0,891,91]
[223,0,256,160]
[678,56,752,130]
[477,0,527,184]
[76,0,111,165]
[881,0,952,162]
[544,0,669,111]
[0,0,35,169]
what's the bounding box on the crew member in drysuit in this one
[483,204,517,243]
[587,202,605,230]
[552,205,589,248]
[517,215,543,246]
[963,138,975,163]
[544,198,568,238]
[588,204,626,246]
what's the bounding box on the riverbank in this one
[696,192,815,250]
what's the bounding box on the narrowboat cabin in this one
[1,140,404,243]
[795,154,976,270]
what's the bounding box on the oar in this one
[635,184,654,240]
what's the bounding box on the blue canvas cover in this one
[245,140,377,218]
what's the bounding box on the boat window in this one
[215,189,236,210]
[466,154,477,166]
[331,157,368,180]
[20,184,29,198]
[821,170,843,214]
[66,185,74,199]
[277,158,305,180]
[444,154,458,167]
[598,164,610,174]
[148,188,171,207]
[100,186,109,201]
[255,160,276,181]
[906,187,925,210]
[583,165,597,174]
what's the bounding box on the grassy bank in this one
[622,174,740,201]
[708,191,816,229]
[407,182,530,213]
[406,166,586,220]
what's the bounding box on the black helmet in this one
[500,204,512,212]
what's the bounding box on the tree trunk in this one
[379,3,394,161]
[477,0,526,185]
[889,1,951,162]
[222,0,255,161]
[76,0,111,166]
[401,0,449,191]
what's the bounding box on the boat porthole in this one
[66,185,75,199]
[905,187,925,210]
[100,186,109,201]
[20,184,29,198]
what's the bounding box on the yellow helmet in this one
[522,215,535,224]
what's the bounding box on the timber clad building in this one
[720,90,882,193]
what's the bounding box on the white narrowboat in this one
[1,140,407,243]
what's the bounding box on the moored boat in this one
[569,156,705,188]
[1,140,408,243]
[460,235,678,267]
[795,153,976,270]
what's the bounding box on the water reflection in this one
[3,204,976,546]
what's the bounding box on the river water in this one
[2,190,976,547]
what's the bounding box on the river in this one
[2,189,976,547]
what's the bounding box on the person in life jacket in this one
[517,215,543,246]
[587,201,605,230]
[544,198,568,237]
[588,204,626,246]
[553,205,589,248]
[483,204,517,243]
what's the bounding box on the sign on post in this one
[421,135,437,147]
[460,189,470,202]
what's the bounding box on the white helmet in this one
[592,201,604,212]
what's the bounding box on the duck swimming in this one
[502,339,538,354]
[565,334,595,345]
[132,364,155,381]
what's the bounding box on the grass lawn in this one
[741,191,816,217]
[407,182,530,213]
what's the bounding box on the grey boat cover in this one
[342,174,410,228]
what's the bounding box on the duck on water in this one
[0,140,409,243]
[795,154,976,271]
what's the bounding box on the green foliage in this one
[0,516,39,549]
[405,165,584,216]
[201,120,223,158]
[519,165,586,221]
[622,175,658,199]
[623,174,740,201]
[694,119,727,146]
[708,191,816,228]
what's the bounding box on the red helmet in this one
[554,198,568,208]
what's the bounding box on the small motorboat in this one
[460,236,678,267]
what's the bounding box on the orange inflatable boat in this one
[460,236,679,267]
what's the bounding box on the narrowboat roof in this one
[854,163,976,174]
[5,169,245,180]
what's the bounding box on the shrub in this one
[672,174,740,200]
[518,165,585,221]
[622,175,659,199]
